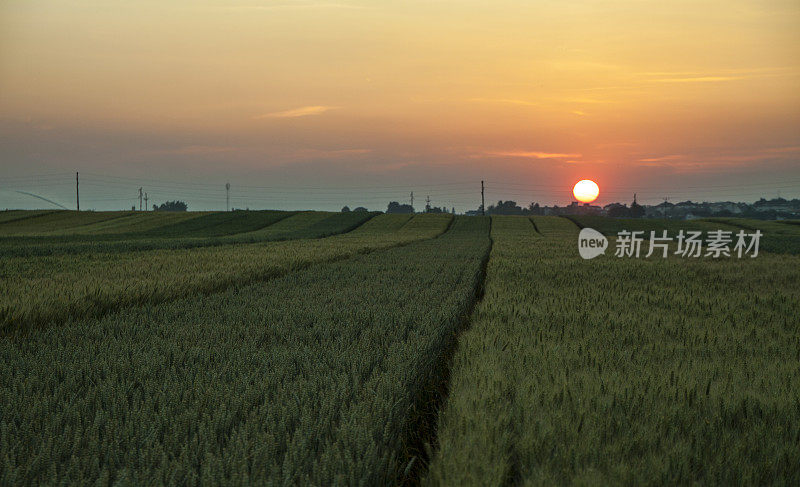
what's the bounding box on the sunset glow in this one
[0,1,798,210]
[573,180,600,203]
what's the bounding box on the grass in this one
[0,213,452,332]
[260,211,379,240]
[0,209,58,225]
[0,211,378,258]
[704,217,800,255]
[425,215,800,485]
[238,211,334,238]
[0,216,491,485]
[56,211,209,234]
[704,217,800,236]
[532,215,580,237]
[566,215,800,255]
[566,214,740,235]
[0,210,131,236]
[1,211,797,484]
[137,210,294,237]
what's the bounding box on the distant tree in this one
[487,200,524,215]
[353,206,368,212]
[606,203,630,218]
[154,200,188,212]
[387,201,414,214]
[341,206,351,212]
[528,202,543,215]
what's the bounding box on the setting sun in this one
[573,180,600,203]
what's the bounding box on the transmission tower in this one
[481,180,485,216]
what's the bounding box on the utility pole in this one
[226,182,230,211]
[481,180,485,216]
[410,191,414,212]
[144,192,148,211]
[76,172,80,211]
[138,187,143,211]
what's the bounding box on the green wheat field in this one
[1,210,799,485]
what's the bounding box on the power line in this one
[487,178,800,191]
[2,172,798,212]
[8,172,798,197]
[80,172,479,191]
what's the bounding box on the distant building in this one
[461,196,799,220]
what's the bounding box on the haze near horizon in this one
[1,0,799,211]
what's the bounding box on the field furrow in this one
[0,216,491,485]
[0,210,381,258]
[425,215,800,485]
[567,214,800,255]
[0,213,452,333]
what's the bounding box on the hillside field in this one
[0,210,798,485]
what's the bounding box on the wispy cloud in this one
[468,98,540,107]
[292,148,372,159]
[321,148,371,156]
[639,154,685,163]
[649,76,745,83]
[636,147,800,171]
[764,146,800,154]
[485,150,581,159]
[595,141,639,149]
[558,97,611,104]
[221,2,360,11]
[254,106,339,119]
[148,145,239,155]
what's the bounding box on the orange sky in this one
[1,0,799,210]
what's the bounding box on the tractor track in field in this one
[400,216,493,485]
[0,211,370,258]
[1,216,455,338]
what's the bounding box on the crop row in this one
[0,213,451,333]
[0,216,491,485]
[704,217,800,255]
[426,215,800,485]
[0,210,60,226]
[0,211,379,258]
[0,210,134,235]
[567,215,800,255]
